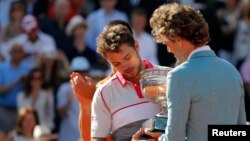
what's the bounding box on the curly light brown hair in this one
[150,2,210,47]
[96,20,135,57]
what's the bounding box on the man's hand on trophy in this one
[144,129,162,140]
[70,72,96,103]
[131,128,157,141]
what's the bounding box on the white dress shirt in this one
[187,45,211,61]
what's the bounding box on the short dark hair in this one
[96,20,135,57]
[107,20,133,34]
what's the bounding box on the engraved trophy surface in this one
[140,67,172,134]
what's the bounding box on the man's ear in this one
[177,38,182,47]
[134,40,140,52]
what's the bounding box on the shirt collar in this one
[116,59,154,86]
[187,45,211,61]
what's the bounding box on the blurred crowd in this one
[0,0,250,141]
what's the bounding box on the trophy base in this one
[140,114,167,139]
[143,114,167,132]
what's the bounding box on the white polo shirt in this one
[91,60,161,137]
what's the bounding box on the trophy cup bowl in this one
[140,67,172,136]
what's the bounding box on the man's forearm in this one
[0,85,13,95]
[79,102,92,141]
[0,79,19,95]
[79,108,84,140]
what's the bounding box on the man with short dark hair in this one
[91,20,163,141]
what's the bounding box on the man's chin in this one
[123,74,134,80]
[123,73,136,80]
[123,68,141,80]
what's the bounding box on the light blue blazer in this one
[159,50,246,141]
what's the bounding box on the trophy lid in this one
[140,67,173,78]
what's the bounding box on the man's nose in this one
[122,62,130,70]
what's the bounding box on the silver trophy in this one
[140,67,172,134]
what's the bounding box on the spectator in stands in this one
[57,56,90,141]
[0,1,26,61]
[17,68,55,134]
[0,1,26,42]
[0,42,31,134]
[216,0,240,63]
[85,0,128,51]
[131,8,159,65]
[41,0,72,54]
[65,15,98,67]
[240,54,250,122]
[16,14,65,85]
[0,0,16,28]
[8,106,39,141]
[116,0,162,32]
[85,0,128,71]
[232,0,250,69]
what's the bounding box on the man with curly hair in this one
[132,2,247,141]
